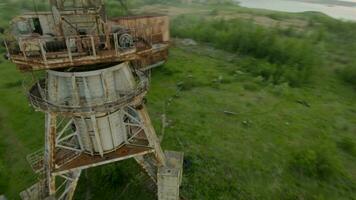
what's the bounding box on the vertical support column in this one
[90,115,104,157]
[90,36,97,58]
[71,76,80,106]
[114,33,119,56]
[18,38,28,62]
[61,170,82,200]
[137,105,166,166]
[66,38,73,63]
[44,112,57,196]
[39,39,47,66]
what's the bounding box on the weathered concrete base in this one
[157,151,184,200]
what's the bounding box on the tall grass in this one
[172,15,319,87]
[339,65,356,89]
[307,15,356,88]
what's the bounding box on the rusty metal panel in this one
[46,62,136,108]
[73,110,127,154]
[113,64,136,92]
[112,15,170,43]
[97,112,119,152]
[38,15,56,36]
[53,145,155,175]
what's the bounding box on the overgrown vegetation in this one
[339,65,356,89]
[290,148,343,179]
[172,16,319,87]
[338,137,356,156]
[305,14,356,88]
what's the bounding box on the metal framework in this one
[27,105,167,199]
[5,1,183,199]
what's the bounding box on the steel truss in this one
[22,105,169,200]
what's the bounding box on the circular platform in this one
[27,62,148,115]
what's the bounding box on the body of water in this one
[237,0,356,21]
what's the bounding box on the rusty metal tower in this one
[4,0,183,199]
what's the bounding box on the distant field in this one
[0,1,356,200]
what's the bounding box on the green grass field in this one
[0,0,356,199]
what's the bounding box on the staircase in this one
[135,154,158,182]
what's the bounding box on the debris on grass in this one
[181,38,197,46]
[242,120,252,127]
[296,99,311,107]
[222,110,238,115]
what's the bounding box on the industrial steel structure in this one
[4,0,183,199]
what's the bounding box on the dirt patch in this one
[215,12,308,30]
[133,5,210,16]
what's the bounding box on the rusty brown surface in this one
[54,144,154,174]
[12,45,169,72]
[129,127,150,146]
[137,106,167,167]
[45,113,57,196]
[111,15,170,43]
[28,78,147,115]
[6,13,170,72]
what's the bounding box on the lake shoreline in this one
[236,0,356,21]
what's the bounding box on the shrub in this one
[243,82,259,91]
[172,16,318,87]
[290,148,342,180]
[157,65,175,76]
[210,9,219,16]
[4,80,22,88]
[177,78,204,91]
[202,0,234,5]
[339,65,356,89]
[267,13,285,21]
[0,161,7,191]
[338,137,356,156]
[271,82,290,96]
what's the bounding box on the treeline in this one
[172,15,320,87]
[315,17,356,89]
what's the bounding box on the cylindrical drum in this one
[47,62,136,108]
[73,109,127,154]
[45,62,138,155]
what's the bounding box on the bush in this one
[172,16,318,87]
[200,0,234,5]
[271,82,290,96]
[177,78,204,91]
[290,148,343,180]
[338,137,356,156]
[210,9,219,16]
[243,82,259,91]
[4,80,22,88]
[339,65,356,89]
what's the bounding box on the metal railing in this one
[5,27,154,67]
[26,149,45,174]
[26,75,149,114]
